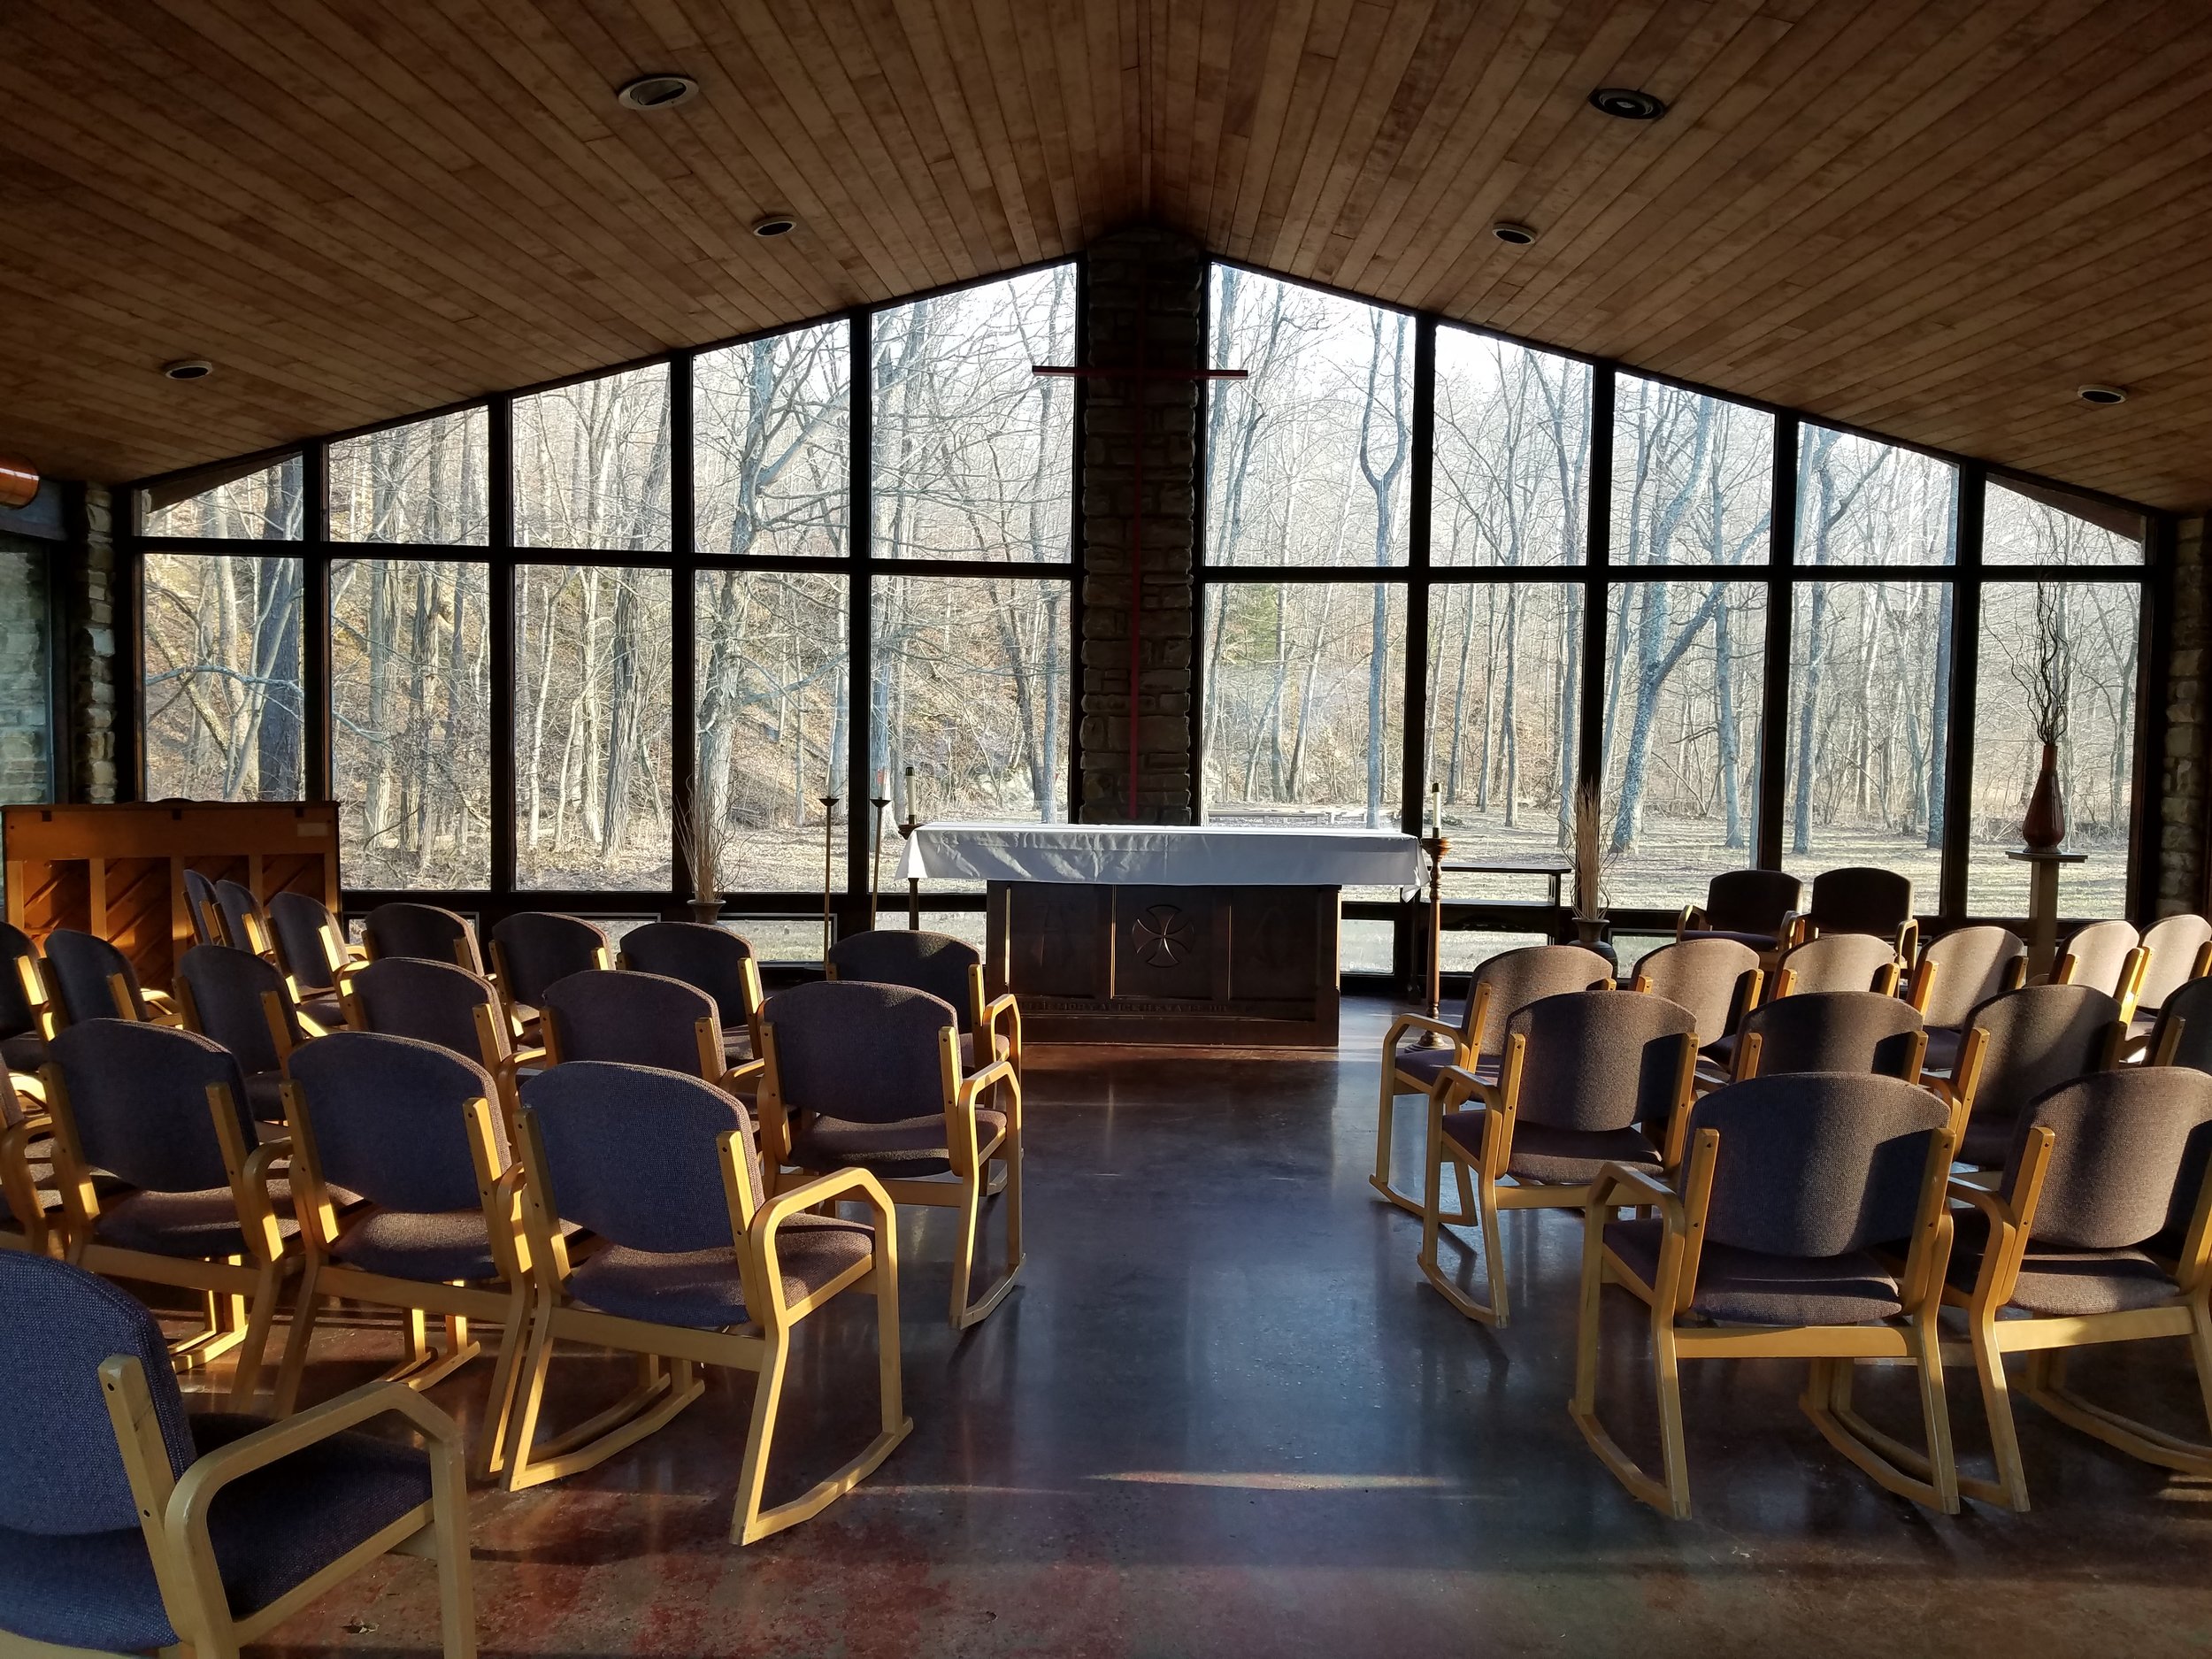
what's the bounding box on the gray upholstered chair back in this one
[0,1251,195,1536]
[1739,990,1922,1079]
[2058,918,2140,999]
[267,890,342,993]
[1687,1072,1947,1258]
[181,869,221,947]
[1704,869,1800,934]
[290,1031,500,1213]
[2005,1068,2212,1252]
[491,911,609,1007]
[49,1021,253,1194]
[41,929,144,1024]
[1466,944,1614,1056]
[2150,976,2212,1074]
[362,901,482,972]
[541,970,718,1073]
[214,879,265,955]
[1916,925,2026,1028]
[2136,913,2211,1014]
[1807,866,1912,936]
[1966,983,2120,1122]
[827,929,979,1029]
[764,979,954,1125]
[177,943,293,1073]
[0,922,37,1039]
[1632,938,1758,1045]
[1508,990,1695,1134]
[522,1061,758,1252]
[1777,932,1898,996]
[349,956,500,1058]
[620,921,755,1018]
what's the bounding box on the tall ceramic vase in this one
[687,897,724,926]
[2022,741,2066,851]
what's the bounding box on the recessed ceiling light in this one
[2077,383,2128,406]
[751,213,799,239]
[1590,87,1667,121]
[162,358,213,380]
[1492,221,1539,247]
[615,73,698,111]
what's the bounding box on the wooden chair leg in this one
[473,1294,532,1482]
[730,1334,790,1545]
[1479,1175,1508,1326]
[1651,1321,1693,1519]
[497,1297,558,1488]
[225,1263,286,1409]
[272,1256,325,1417]
[1966,1317,2032,1510]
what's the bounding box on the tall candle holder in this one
[818,795,840,965]
[869,792,892,926]
[901,764,923,929]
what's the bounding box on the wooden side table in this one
[2007,848,2087,981]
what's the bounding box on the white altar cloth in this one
[895,822,1422,888]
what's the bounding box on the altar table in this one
[897,823,1422,1048]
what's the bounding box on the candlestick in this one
[869,794,892,926]
[902,764,921,930]
[818,795,840,965]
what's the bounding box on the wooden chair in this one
[488,911,610,1037]
[2055,918,2148,1021]
[266,889,361,1032]
[1793,865,1917,961]
[1720,990,1926,1086]
[1940,982,2123,1169]
[36,927,181,1029]
[1571,1071,1962,1518]
[41,1022,301,1406]
[1,921,47,1088]
[503,1060,910,1544]
[1372,943,1613,1215]
[538,968,755,1094]
[0,1249,475,1657]
[1909,925,2027,1079]
[1419,989,1696,1326]
[2124,912,2212,1058]
[1629,937,1762,1059]
[827,927,1022,1084]
[757,979,1022,1329]
[214,877,278,963]
[619,919,766,1074]
[275,1032,536,1481]
[181,867,224,948]
[343,956,542,1141]
[1939,1068,2212,1510]
[1675,868,1801,955]
[1770,931,1902,1000]
[2148,975,2212,1071]
[174,942,328,1128]
[0,1072,58,1255]
[362,901,484,974]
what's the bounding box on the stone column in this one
[1078,227,1204,825]
[2160,514,2208,914]
[68,483,121,803]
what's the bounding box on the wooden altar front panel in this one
[987,881,1340,1047]
[4,802,342,993]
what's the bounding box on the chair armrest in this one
[496,1046,548,1075]
[749,1167,897,1322]
[982,991,1023,1062]
[719,1056,766,1092]
[1383,1013,1463,1055]
[1677,903,1704,941]
[956,1058,1017,1107]
[1589,1161,1685,1222]
[1426,1063,1495,1113]
[163,1377,462,1538]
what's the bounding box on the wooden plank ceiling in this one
[4,0,2211,509]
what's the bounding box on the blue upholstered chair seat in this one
[956,1029,1010,1071]
[0,1155,59,1225]
[568,1217,872,1329]
[1605,1217,1904,1325]
[298,992,346,1032]
[332,1207,505,1283]
[1392,1047,1497,1088]
[1946,1212,2177,1317]
[1440,1110,1661,1185]
[2,1031,44,1074]
[0,1411,431,1651]
[94,1183,301,1258]
[1919,1026,1962,1078]
[789,1110,1007,1179]
[1959,1116,2017,1168]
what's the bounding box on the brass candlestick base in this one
[868,796,891,927]
[818,795,840,965]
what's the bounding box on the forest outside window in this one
[695,322,848,558]
[1985,477,2145,566]
[695,568,848,893]
[1611,378,1772,567]
[332,558,491,890]
[1206,268,1412,569]
[513,366,671,553]
[329,410,489,545]
[514,565,672,890]
[1432,328,1589,567]
[1796,426,1957,567]
[872,267,1074,563]
[140,455,305,541]
[142,552,303,802]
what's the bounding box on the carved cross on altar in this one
[1033,347,1247,819]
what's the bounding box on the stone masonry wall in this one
[70,483,120,803]
[0,531,50,804]
[2160,514,2208,915]
[1079,227,1204,824]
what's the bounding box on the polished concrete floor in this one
[186,999,2212,1656]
